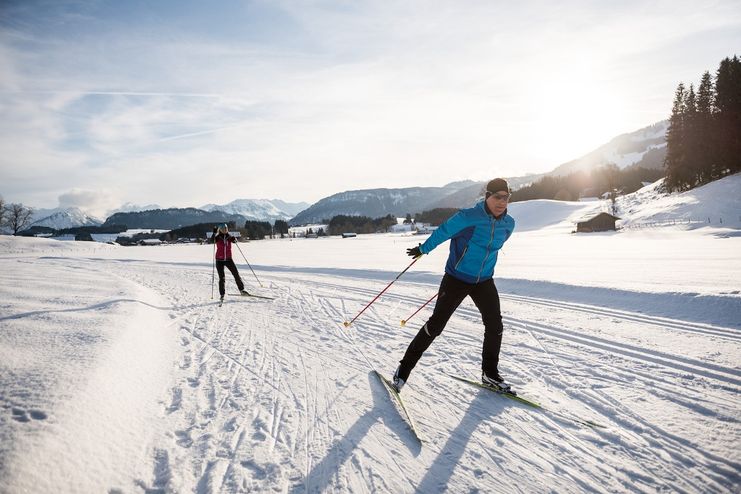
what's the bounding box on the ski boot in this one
[482,372,513,394]
[392,366,406,393]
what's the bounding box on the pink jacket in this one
[214,233,235,260]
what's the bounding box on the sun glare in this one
[528,74,627,163]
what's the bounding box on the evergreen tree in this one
[274,220,289,238]
[414,208,458,226]
[683,84,700,186]
[243,220,272,240]
[327,214,396,235]
[714,56,741,175]
[696,71,716,182]
[664,83,688,191]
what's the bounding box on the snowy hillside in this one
[29,207,103,229]
[201,199,309,222]
[1,180,739,493]
[506,173,741,233]
[617,173,741,228]
[550,121,668,176]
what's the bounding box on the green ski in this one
[447,374,605,429]
[447,374,542,407]
[228,292,275,300]
[374,371,424,444]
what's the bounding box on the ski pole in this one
[234,241,263,287]
[211,236,216,299]
[343,256,421,327]
[400,292,438,327]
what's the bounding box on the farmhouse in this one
[576,212,621,232]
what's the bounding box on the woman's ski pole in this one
[211,237,216,299]
[343,256,421,327]
[234,241,263,287]
[400,292,438,327]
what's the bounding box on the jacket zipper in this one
[476,218,496,283]
[454,246,469,270]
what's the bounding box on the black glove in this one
[406,245,423,258]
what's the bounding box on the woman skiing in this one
[212,223,248,302]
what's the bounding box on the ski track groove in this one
[502,293,740,340]
[527,338,739,493]
[274,271,741,492]
[283,272,738,341]
[586,388,737,493]
[294,275,740,416]
[298,352,312,492]
[53,258,739,493]
[503,318,741,387]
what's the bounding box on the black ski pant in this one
[216,259,245,297]
[398,273,504,382]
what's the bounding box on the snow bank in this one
[0,235,118,256]
[0,248,178,492]
[618,173,741,228]
[507,199,599,232]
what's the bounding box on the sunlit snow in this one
[1,176,739,493]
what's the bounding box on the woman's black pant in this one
[216,259,245,297]
[398,273,504,382]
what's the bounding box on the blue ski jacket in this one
[419,201,515,284]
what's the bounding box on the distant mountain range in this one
[24,121,668,230]
[112,202,163,214]
[201,199,310,222]
[289,182,481,225]
[29,202,163,228]
[27,199,310,232]
[30,207,103,229]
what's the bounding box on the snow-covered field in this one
[1,177,740,493]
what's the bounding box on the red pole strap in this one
[344,256,421,327]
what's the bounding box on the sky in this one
[0,0,739,216]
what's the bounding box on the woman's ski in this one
[228,292,275,300]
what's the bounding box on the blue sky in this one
[1,0,740,215]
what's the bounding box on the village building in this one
[576,212,621,232]
[389,223,415,233]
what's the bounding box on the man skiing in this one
[212,223,249,303]
[393,178,516,393]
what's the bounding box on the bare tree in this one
[6,203,34,235]
[0,196,5,227]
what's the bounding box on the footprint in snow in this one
[12,407,47,422]
[174,430,193,448]
[240,459,280,480]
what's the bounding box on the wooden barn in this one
[576,212,621,232]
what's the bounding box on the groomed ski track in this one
[5,250,737,494]
[14,255,741,492]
